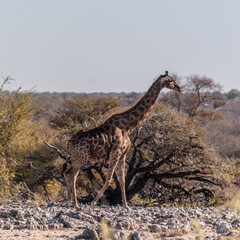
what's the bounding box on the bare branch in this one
[22,181,42,201]
[77,195,94,203]
[89,117,97,128]
[138,153,173,173]
[44,141,69,162]
[84,117,98,130]
[84,121,89,130]
[10,159,66,187]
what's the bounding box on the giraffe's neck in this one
[104,77,163,132]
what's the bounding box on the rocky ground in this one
[0,203,239,239]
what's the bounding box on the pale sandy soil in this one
[0,229,82,240]
[0,229,238,240]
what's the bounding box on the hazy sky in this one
[0,0,239,93]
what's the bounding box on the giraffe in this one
[63,71,182,210]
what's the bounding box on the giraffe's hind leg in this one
[116,153,129,210]
[63,165,80,210]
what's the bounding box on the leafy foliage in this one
[225,89,240,100]
[0,159,12,203]
[123,104,221,205]
[0,77,36,156]
[49,95,121,132]
[0,77,38,202]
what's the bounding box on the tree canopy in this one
[49,95,121,132]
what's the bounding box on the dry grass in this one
[191,219,205,240]
[100,219,115,240]
[217,194,240,211]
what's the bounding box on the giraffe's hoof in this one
[123,205,130,211]
[90,202,96,208]
[73,205,79,211]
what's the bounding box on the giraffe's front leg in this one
[91,156,119,207]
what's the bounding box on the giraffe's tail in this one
[62,162,67,176]
[62,159,71,177]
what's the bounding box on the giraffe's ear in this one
[165,71,168,76]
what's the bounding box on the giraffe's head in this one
[161,71,182,92]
